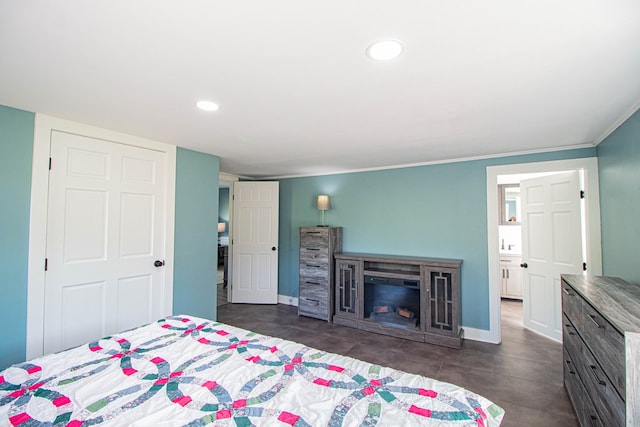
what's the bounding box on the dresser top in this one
[300,226,342,231]
[562,274,640,335]
[335,252,462,267]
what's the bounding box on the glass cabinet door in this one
[424,268,459,335]
[335,261,358,318]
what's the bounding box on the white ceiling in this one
[2,1,640,178]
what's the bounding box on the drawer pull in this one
[590,365,606,386]
[564,359,575,374]
[562,287,574,296]
[565,324,576,336]
[588,415,599,426]
[588,314,604,329]
[302,298,320,306]
[306,264,321,268]
[304,281,321,285]
[305,248,320,251]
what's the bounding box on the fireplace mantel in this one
[333,253,463,348]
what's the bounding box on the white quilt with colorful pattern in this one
[0,315,504,426]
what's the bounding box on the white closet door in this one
[231,181,279,304]
[44,131,168,353]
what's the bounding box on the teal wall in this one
[597,108,640,285]
[278,148,597,330]
[0,106,35,369]
[174,148,220,320]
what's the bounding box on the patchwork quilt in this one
[0,315,504,426]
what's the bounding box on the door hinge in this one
[579,190,585,199]
[49,157,52,170]
[44,258,48,271]
[582,262,587,271]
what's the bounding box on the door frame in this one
[26,114,176,359]
[485,157,601,344]
[219,172,239,302]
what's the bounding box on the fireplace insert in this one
[363,275,421,330]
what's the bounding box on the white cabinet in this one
[500,254,522,300]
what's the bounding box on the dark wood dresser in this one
[298,226,342,321]
[561,274,640,426]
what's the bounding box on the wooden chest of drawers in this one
[561,274,640,426]
[298,227,342,321]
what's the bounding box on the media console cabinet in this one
[333,253,463,348]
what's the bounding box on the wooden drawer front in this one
[562,314,582,360]
[298,296,329,319]
[562,281,582,326]
[300,275,329,290]
[300,230,329,248]
[576,301,625,398]
[563,348,604,427]
[299,282,328,300]
[572,335,625,426]
[299,247,329,264]
[300,263,329,284]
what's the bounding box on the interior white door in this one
[44,131,168,353]
[520,171,583,341]
[231,181,279,304]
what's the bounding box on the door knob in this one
[154,260,165,267]
[271,246,277,251]
[520,262,528,268]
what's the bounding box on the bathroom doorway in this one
[485,158,602,344]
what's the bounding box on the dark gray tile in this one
[436,363,571,417]
[498,400,579,427]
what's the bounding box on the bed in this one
[0,315,504,426]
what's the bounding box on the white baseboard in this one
[278,295,299,307]
[463,326,500,344]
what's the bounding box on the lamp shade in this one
[217,222,226,233]
[317,195,330,211]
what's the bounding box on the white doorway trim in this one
[219,172,239,302]
[485,157,601,344]
[26,114,177,359]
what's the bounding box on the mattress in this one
[0,315,504,426]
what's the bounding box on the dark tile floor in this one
[217,298,578,427]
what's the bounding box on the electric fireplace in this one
[334,253,463,348]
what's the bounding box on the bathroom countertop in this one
[499,250,521,256]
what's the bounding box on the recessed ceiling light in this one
[366,40,404,61]
[196,100,220,112]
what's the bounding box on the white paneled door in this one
[521,171,584,341]
[231,182,279,304]
[44,131,168,353]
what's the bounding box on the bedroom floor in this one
[217,298,578,427]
